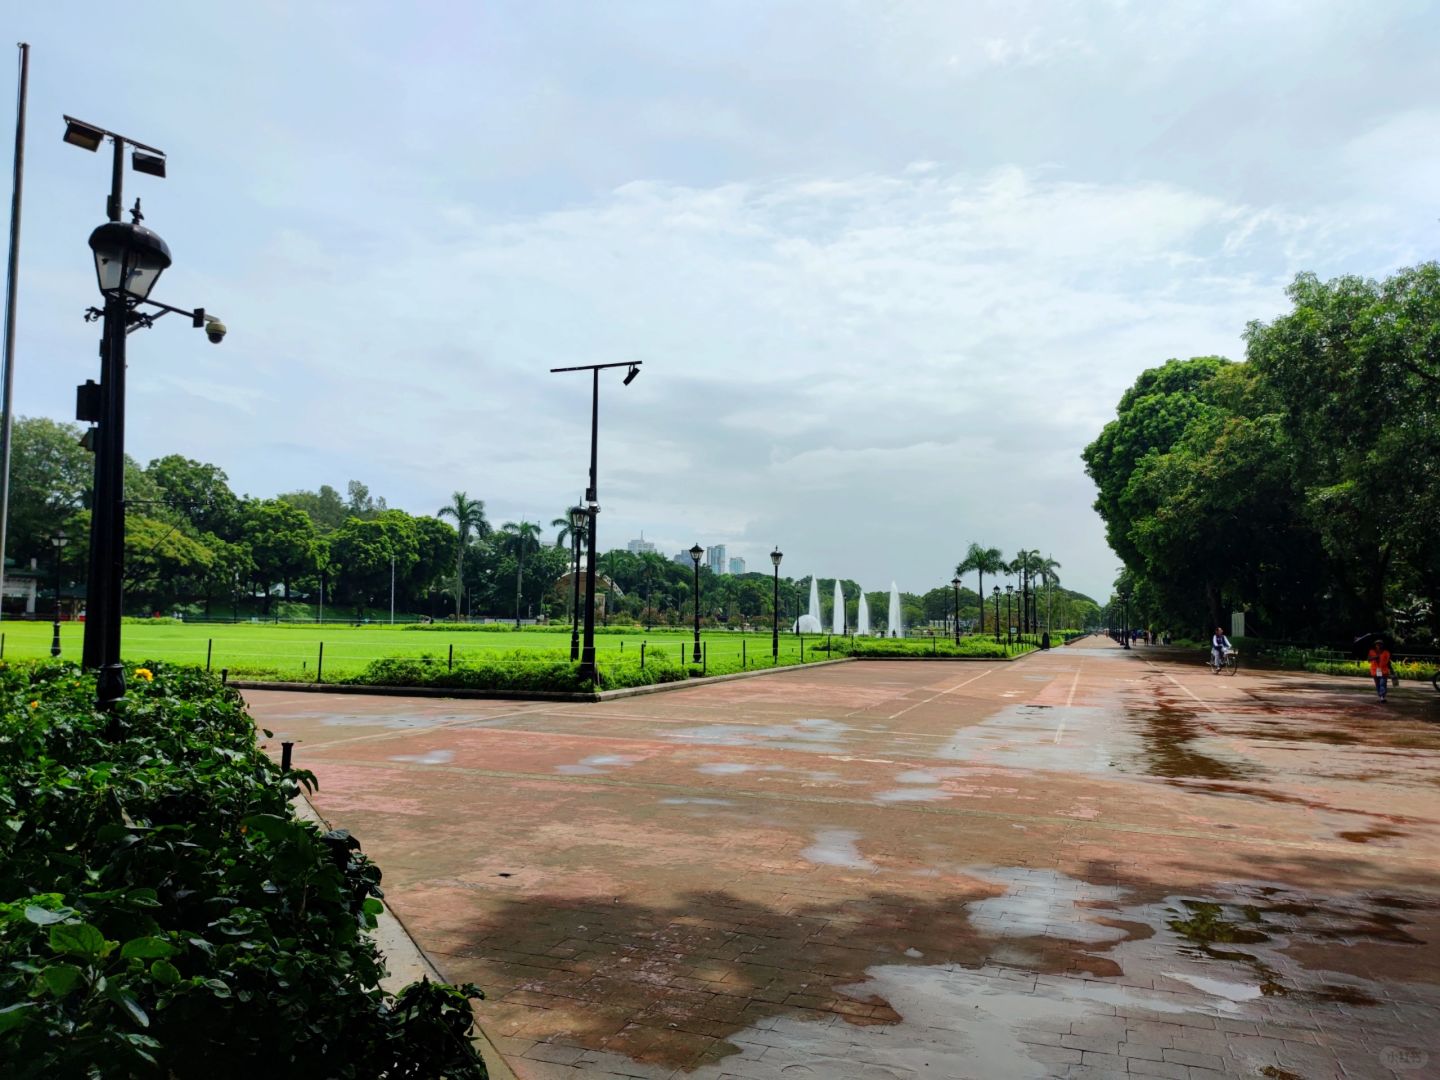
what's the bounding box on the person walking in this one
[1368,638,1393,704]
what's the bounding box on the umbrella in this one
[1352,631,1385,656]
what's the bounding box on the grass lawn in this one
[0,620,877,681]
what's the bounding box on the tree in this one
[499,520,542,627]
[242,500,319,612]
[957,543,1004,634]
[328,513,419,615]
[279,485,349,532]
[437,492,489,618]
[146,455,240,539]
[5,417,92,566]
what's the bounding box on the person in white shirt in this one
[1210,627,1232,673]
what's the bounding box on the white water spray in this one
[888,582,903,637]
[857,592,871,636]
[833,580,845,635]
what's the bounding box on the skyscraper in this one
[706,544,727,575]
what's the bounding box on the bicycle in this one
[1211,648,1239,676]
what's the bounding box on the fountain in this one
[888,582,902,638]
[857,592,870,636]
[793,575,823,633]
[832,580,846,635]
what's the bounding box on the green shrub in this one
[349,652,586,694]
[0,660,486,1079]
[809,636,1033,659]
[1305,658,1437,680]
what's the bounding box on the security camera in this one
[204,316,227,345]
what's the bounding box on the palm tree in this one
[957,543,1004,634]
[1036,554,1062,632]
[552,510,580,549]
[1011,549,1041,634]
[500,520,543,629]
[437,492,490,618]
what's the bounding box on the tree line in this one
[5,416,1100,627]
[1084,263,1440,647]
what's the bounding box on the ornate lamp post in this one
[950,574,961,645]
[992,585,1001,643]
[65,116,223,709]
[1005,584,1014,646]
[689,543,704,663]
[1120,592,1131,649]
[49,531,68,657]
[770,548,783,661]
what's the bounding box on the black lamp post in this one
[689,543,704,663]
[1005,584,1014,646]
[770,548,783,661]
[65,116,221,710]
[1120,593,1131,649]
[951,574,961,645]
[568,504,586,661]
[49,531,68,657]
[992,585,1001,643]
[549,361,641,682]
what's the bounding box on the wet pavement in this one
[246,638,1440,1079]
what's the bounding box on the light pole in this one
[549,361,641,681]
[950,574,961,644]
[1006,584,1014,646]
[568,504,585,661]
[689,542,703,664]
[771,548,783,661]
[992,585,1001,643]
[64,116,223,709]
[49,531,68,656]
[1120,593,1131,649]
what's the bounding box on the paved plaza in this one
[246,638,1440,1080]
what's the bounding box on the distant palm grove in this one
[5,416,1098,628]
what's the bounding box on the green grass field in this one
[0,620,892,680]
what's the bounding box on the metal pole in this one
[389,553,395,624]
[50,542,61,657]
[0,44,30,625]
[952,581,959,645]
[580,370,599,680]
[691,557,701,664]
[771,563,779,660]
[569,524,581,661]
[90,261,128,708]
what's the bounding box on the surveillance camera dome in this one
[205,318,227,345]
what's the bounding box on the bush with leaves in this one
[0,659,486,1079]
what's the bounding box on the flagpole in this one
[0,42,32,623]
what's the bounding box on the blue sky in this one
[6,1,1438,602]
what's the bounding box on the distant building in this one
[707,544,727,575]
[729,557,747,575]
[673,551,692,565]
[627,535,656,554]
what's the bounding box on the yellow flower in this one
[29,700,38,709]
[134,668,154,682]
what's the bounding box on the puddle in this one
[659,797,735,806]
[934,705,1117,774]
[697,762,787,775]
[387,749,454,765]
[1163,971,1263,1001]
[555,753,642,775]
[1130,702,1256,781]
[965,866,1128,944]
[666,718,850,753]
[800,828,877,870]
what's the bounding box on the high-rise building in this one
[673,551,691,565]
[706,544,727,575]
[729,557,747,575]
[627,535,656,554]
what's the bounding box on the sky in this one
[5,0,1438,602]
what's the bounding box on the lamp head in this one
[951,575,961,587]
[88,219,171,301]
[623,363,640,386]
[689,543,704,566]
[770,547,783,568]
[569,505,588,531]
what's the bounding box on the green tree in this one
[242,500,319,612]
[4,417,92,567]
[278,484,349,532]
[499,520,543,627]
[146,454,240,539]
[957,543,1004,634]
[437,492,490,618]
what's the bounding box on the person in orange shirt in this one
[1367,638,1393,704]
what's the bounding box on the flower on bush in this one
[134,667,154,681]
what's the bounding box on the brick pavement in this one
[247,638,1440,1079]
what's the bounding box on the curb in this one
[291,794,518,1080]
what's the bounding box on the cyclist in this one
[1210,627,1232,674]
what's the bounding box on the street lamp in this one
[950,574,961,645]
[568,504,586,661]
[49,531,68,657]
[689,543,704,663]
[992,585,1001,643]
[549,360,642,682]
[65,116,222,710]
[771,548,783,661]
[1006,584,1014,646]
[1120,593,1131,649]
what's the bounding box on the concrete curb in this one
[291,794,517,1080]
